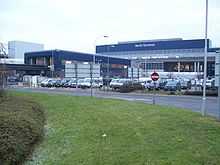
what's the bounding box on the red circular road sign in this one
[151,72,159,81]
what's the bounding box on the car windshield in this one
[70,79,76,83]
[41,79,48,83]
[61,79,69,83]
[78,79,85,83]
[111,79,119,83]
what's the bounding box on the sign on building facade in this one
[65,63,100,78]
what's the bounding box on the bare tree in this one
[0,42,7,96]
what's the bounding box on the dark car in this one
[61,79,70,87]
[67,79,77,88]
[46,80,57,88]
[158,79,167,89]
[119,80,144,93]
[54,80,62,88]
[164,80,181,91]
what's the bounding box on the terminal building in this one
[24,50,130,78]
[96,38,220,77]
[24,38,220,79]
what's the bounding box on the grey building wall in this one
[8,41,44,63]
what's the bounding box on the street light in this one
[91,35,109,97]
[141,56,148,77]
[216,50,220,120]
[201,0,208,116]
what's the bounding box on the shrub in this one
[119,82,144,93]
[0,95,45,164]
[184,90,218,96]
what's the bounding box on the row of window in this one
[106,48,204,56]
[140,63,164,70]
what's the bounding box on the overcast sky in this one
[1,0,219,53]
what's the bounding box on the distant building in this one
[96,38,220,77]
[8,41,44,63]
[25,49,130,78]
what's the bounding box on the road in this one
[10,87,219,118]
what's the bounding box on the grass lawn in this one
[11,92,220,165]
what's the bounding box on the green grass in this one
[11,92,220,165]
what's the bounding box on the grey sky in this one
[0,0,219,53]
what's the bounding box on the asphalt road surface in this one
[10,87,219,118]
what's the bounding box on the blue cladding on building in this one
[25,50,131,77]
[208,48,220,52]
[25,49,130,65]
[96,39,210,53]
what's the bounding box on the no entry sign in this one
[151,72,159,81]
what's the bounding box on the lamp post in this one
[217,50,220,120]
[107,55,110,91]
[141,56,148,77]
[50,50,55,78]
[131,56,138,81]
[91,35,109,97]
[90,54,95,97]
[201,0,208,116]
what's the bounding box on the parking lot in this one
[35,76,217,93]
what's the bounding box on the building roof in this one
[96,39,211,53]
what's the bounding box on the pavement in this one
[9,86,220,118]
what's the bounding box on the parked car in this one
[40,79,52,87]
[77,79,86,88]
[144,79,152,89]
[110,79,120,89]
[119,80,144,93]
[179,78,191,89]
[7,76,20,85]
[54,80,62,88]
[46,79,58,88]
[137,78,151,87]
[110,79,131,90]
[93,78,103,88]
[66,79,77,88]
[145,80,159,90]
[200,78,216,90]
[164,79,181,91]
[158,79,168,89]
[77,78,102,88]
[61,79,70,87]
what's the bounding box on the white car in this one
[145,80,160,90]
[110,79,130,90]
[40,79,52,87]
[78,78,103,88]
[110,79,120,89]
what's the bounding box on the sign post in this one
[151,72,159,105]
